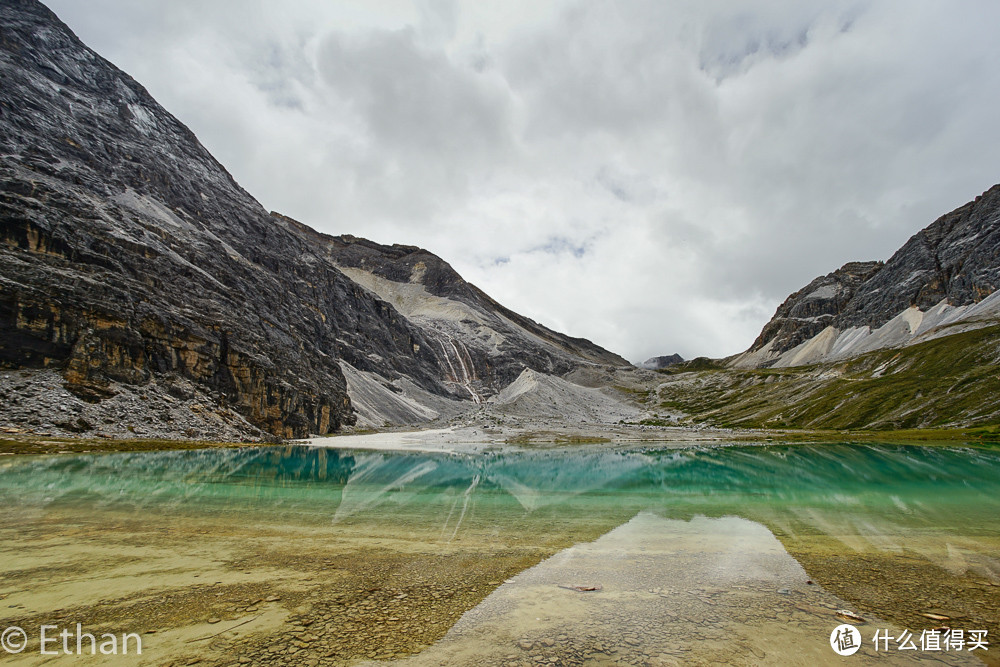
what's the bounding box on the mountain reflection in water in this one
[2,443,998,578]
[1,442,998,664]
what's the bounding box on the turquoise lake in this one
[1,442,997,665]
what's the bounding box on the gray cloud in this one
[44,0,1000,363]
[414,0,458,46]
[317,28,511,160]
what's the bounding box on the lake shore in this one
[3,421,998,456]
[2,440,998,665]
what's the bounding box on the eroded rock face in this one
[836,184,1000,329]
[273,220,630,402]
[0,1,426,437]
[750,183,1000,357]
[0,1,367,436]
[637,354,684,370]
[0,1,627,437]
[749,261,884,354]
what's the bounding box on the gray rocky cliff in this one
[638,354,684,370]
[744,183,1000,365]
[271,215,629,406]
[835,184,1000,329]
[0,0,626,438]
[748,261,884,354]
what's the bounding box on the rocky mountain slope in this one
[649,323,1000,430]
[636,183,1000,431]
[637,354,684,370]
[733,184,1000,368]
[270,216,628,426]
[0,0,626,439]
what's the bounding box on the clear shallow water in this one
[1,442,998,665]
[3,442,1000,522]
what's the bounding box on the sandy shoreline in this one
[297,423,748,454]
[2,422,989,457]
[299,427,488,454]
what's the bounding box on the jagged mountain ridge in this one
[272,214,628,426]
[0,0,625,438]
[734,183,1000,368]
[637,354,684,370]
[278,219,625,388]
[746,261,884,355]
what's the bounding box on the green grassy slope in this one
[651,324,1000,430]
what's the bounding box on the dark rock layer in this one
[837,184,1000,329]
[638,354,684,370]
[0,0,625,437]
[749,261,884,353]
[303,227,629,392]
[752,184,1000,355]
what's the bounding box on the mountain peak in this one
[0,0,627,439]
[638,354,685,370]
[737,183,1000,368]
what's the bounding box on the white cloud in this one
[45,0,1000,363]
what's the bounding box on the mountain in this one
[268,218,627,426]
[644,185,1000,431]
[733,184,1000,369]
[656,323,1000,430]
[0,0,626,440]
[637,354,684,370]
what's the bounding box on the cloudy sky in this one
[47,0,1000,363]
